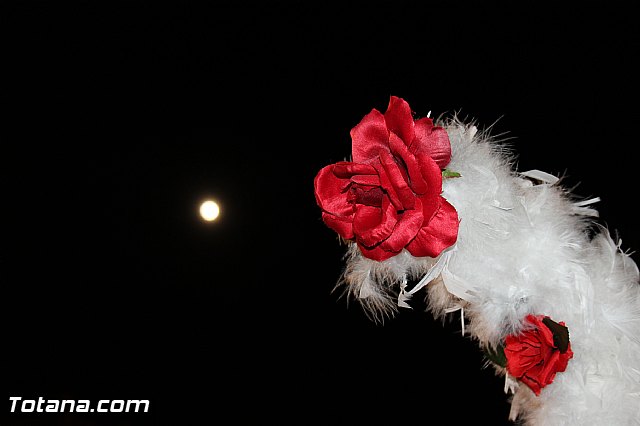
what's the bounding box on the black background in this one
[4,2,638,425]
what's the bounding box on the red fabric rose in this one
[314,96,459,261]
[504,314,574,396]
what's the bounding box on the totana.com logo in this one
[9,396,149,413]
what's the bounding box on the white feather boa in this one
[335,120,640,425]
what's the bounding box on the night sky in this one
[5,3,639,425]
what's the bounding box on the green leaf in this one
[442,169,461,179]
[542,316,570,354]
[483,343,507,368]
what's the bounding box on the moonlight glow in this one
[199,200,220,221]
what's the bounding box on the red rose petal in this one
[351,174,380,186]
[413,118,451,169]
[373,157,404,211]
[387,130,428,195]
[415,153,443,219]
[520,374,543,396]
[333,162,378,178]
[314,164,355,218]
[379,198,424,253]
[407,199,459,258]
[353,201,396,248]
[351,109,390,164]
[379,148,415,210]
[538,350,561,385]
[557,346,573,372]
[351,186,384,207]
[358,243,398,262]
[384,96,415,146]
[321,212,354,240]
[526,315,556,348]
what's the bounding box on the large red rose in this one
[314,96,459,261]
[504,314,574,396]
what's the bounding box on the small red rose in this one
[313,96,459,261]
[504,314,574,395]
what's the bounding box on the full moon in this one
[199,200,220,221]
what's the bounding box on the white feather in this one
[333,117,640,424]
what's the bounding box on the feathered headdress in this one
[314,96,640,425]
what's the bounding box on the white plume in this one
[335,118,640,425]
